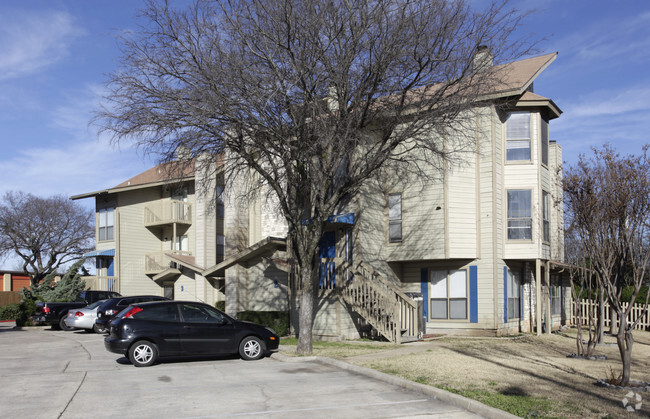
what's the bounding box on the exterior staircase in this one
[321,258,423,344]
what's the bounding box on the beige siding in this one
[116,188,165,296]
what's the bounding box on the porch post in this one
[536,259,541,336]
[546,260,551,335]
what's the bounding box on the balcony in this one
[83,276,120,293]
[145,251,192,275]
[144,200,192,228]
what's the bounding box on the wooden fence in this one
[0,291,22,306]
[572,300,650,331]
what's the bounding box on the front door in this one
[319,231,336,289]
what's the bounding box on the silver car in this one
[64,300,106,333]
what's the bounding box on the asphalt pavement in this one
[0,321,512,418]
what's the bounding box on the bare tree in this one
[564,224,598,357]
[96,0,536,354]
[564,145,650,386]
[0,191,95,287]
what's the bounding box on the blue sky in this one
[0,0,649,205]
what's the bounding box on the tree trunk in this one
[617,314,634,386]
[296,264,315,355]
[609,305,618,335]
[597,289,605,344]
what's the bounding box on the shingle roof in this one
[114,160,195,189]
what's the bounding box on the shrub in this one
[237,311,289,337]
[0,299,36,326]
[215,301,226,312]
[0,303,20,320]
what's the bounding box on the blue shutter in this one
[503,266,508,323]
[469,266,478,323]
[421,268,428,320]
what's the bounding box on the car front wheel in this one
[239,336,264,360]
[129,340,158,367]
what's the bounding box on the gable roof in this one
[490,52,558,98]
[71,160,195,200]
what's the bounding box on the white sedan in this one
[64,300,106,333]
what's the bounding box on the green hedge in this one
[214,301,226,312]
[0,299,36,326]
[237,311,289,337]
[0,303,20,320]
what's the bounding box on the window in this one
[388,193,402,243]
[507,268,521,319]
[542,191,550,242]
[551,276,562,315]
[507,190,532,240]
[506,112,531,161]
[98,208,114,241]
[541,119,549,166]
[430,270,467,320]
[217,235,225,262]
[216,185,225,218]
[132,303,179,321]
[180,303,225,323]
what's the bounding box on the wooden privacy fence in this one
[572,300,650,331]
[0,291,22,306]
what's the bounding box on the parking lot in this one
[0,323,488,418]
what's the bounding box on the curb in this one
[271,352,518,419]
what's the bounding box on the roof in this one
[515,91,562,119]
[399,52,560,116]
[71,160,196,200]
[490,52,558,97]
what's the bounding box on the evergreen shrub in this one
[237,311,289,337]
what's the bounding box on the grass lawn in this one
[280,330,650,418]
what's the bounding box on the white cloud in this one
[0,9,84,80]
[0,82,154,206]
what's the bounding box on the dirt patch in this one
[346,331,650,418]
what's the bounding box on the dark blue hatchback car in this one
[104,300,279,366]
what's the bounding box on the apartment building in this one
[75,51,569,340]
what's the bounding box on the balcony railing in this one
[144,200,192,227]
[145,251,192,275]
[83,276,119,293]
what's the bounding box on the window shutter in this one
[469,266,478,323]
[503,266,508,323]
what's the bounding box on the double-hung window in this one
[430,270,468,320]
[506,268,521,319]
[98,208,114,241]
[506,112,531,161]
[388,193,402,243]
[542,191,550,242]
[507,190,532,240]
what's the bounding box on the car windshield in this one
[86,300,106,310]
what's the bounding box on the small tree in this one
[23,259,89,302]
[564,225,598,357]
[97,0,536,354]
[564,145,650,385]
[0,192,94,287]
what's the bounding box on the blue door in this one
[319,232,336,288]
